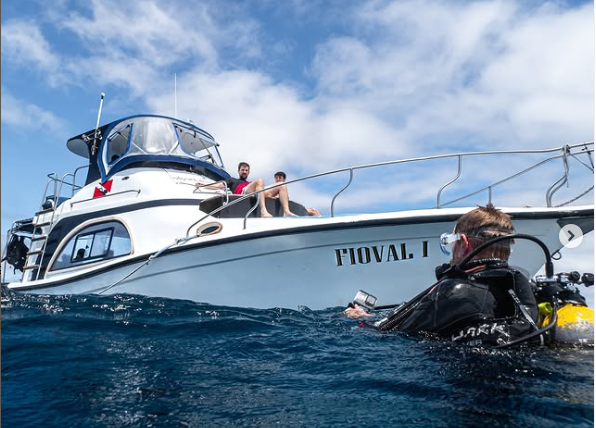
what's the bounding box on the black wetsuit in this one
[373,259,540,346]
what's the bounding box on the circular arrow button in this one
[559,224,584,249]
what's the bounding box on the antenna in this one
[91,92,105,156]
[174,73,178,118]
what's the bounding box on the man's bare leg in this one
[263,187,279,199]
[248,179,272,217]
[277,185,296,216]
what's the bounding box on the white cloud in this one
[4,1,591,158]
[57,0,220,70]
[311,1,593,150]
[147,0,591,189]
[474,4,593,144]
[0,20,62,85]
[1,87,68,133]
[2,0,262,94]
[72,56,162,98]
[2,0,592,207]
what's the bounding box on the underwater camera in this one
[350,290,378,311]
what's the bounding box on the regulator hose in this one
[454,233,554,278]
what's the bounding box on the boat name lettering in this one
[174,175,208,184]
[335,241,429,266]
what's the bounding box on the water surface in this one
[2,292,593,427]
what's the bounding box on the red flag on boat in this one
[93,179,113,198]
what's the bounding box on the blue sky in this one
[1,0,594,301]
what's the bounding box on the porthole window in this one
[52,221,131,271]
[196,221,223,237]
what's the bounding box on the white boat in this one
[2,114,594,309]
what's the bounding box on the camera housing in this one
[353,290,378,311]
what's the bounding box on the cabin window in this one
[100,117,225,176]
[175,123,217,162]
[51,221,132,271]
[106,123,131,163]
[129,118,178,155]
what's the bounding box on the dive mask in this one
[439,232,461,256]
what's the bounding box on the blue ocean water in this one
[2,291,594,428]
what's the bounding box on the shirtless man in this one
[264,171,296,217]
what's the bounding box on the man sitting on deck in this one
[264,171,297,217]
[197,162,297,218]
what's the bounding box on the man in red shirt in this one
[200,162,272,218]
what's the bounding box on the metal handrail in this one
[244,194,260,229]
[277,142,594,213]
[194,180,230,205]
[38,164,89,209]
[32,174,75,281]
[184,142,593,236]
[440,152,567,207]
[69,189,142,207]
[331,169,353,217]
[38,173,57,211]
[56,173,76,204]
[31,170,87,280]
[71,165,89,196]
[437,155,462,208]
[546,146,570,207]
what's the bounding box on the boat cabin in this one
[66,115,231,185]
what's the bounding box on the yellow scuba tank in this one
[539,302,594,346]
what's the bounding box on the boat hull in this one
[7,206,593,309]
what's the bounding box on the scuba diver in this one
[345,204,549,347]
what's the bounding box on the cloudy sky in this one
[1,0,594,301]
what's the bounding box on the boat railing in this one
[193,180,231,205]
[295,141,594,213]
[68,189,142,207]
[38,165,89,210]
[12,165,89,281]
[269,141,593,214]
[186,142,593,235]
[321,142,593,212]
[436,150,589,208]
[193,180,261,229]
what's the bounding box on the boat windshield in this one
[102,116,225,175]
